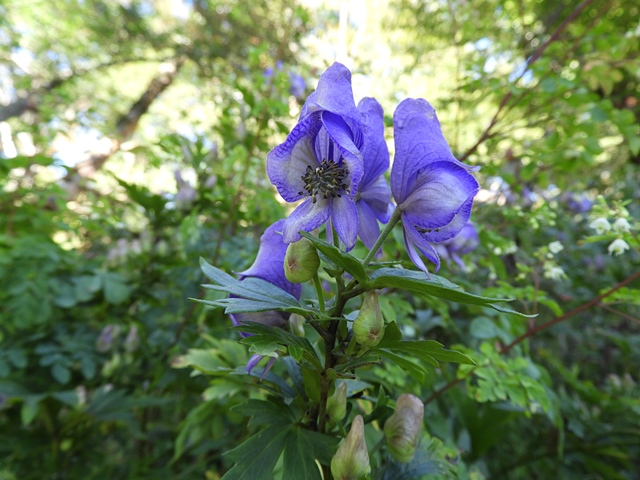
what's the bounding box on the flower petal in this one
[247,354,277,377]
[283,198,331,244]
[359,175,392,223]
[356,200,381,251]
[403,220,441,272]
[400,161,478,234]
[357,97,389,189]
[300,62,360,124]
[421,195,475,243]
[321,111,364,193]
[332,196,358,251]
[391,98,478,203]
[236,220,301,298]
[267,113,322,202]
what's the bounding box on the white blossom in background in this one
[589,218,611,234]
[543,262,566,280]
[548,241,564,254]
[608,239,630,256]
[612,218,631,234]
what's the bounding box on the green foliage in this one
[1,0,639,478]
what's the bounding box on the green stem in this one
[362,208,402,267]
[332,227,345,293]
[313,273,325,313]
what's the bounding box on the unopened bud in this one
[331,415,370,480]
[284,238,320,283]
[384,394,424,463]
[327,381,347,423]
[288,313,306,337]
[124,326,140,353]
[353,292,384,347]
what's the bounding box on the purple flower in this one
[230,220,302,373]
[288,72,306,99]
[267,62,364,250]
[433,222,479,270]
[391,99,479,272]
[355,97,392,250]
[562,191,592,214]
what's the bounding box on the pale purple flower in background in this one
[267,62,364,250]
[433,222,480,270]
[288,72,306,99]
[391,99,479,272]
[562,191,592,214]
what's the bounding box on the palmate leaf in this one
[299,231,368,284]
[223,425,290,480]
[223,400,338,480]
[368,268,534,318]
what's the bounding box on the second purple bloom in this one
[391,99,479,272]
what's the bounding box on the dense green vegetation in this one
[0,0,638,478]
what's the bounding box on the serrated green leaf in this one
[232,399,298,427]
[283,429,323,480]
[200,259,302,307]
[299,231,368,284]
[334,352,381,373]
[222,425,290,480]
[376,349,427,382]
[240,337,285,358]
[369,268,530,317]
[377,321,403,347]
[231,322,322,370]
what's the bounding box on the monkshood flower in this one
[355,97,393,249]
[267,62,364,250]
[230,220,302,373]
[391,99,479,272]
[433,222,480,270]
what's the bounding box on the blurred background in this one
[0,0,638,478]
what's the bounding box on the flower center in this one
[299,159,349,203]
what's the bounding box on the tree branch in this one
[458,0,598,162]
[0,56,172,123]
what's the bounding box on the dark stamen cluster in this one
[298,159,349,203]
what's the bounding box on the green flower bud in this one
[384,394,424,463]
[288,313,306,337]
[353,292,384,347]
[284,238,320,283]
[326,381,347,423]
[331,415,370,480]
